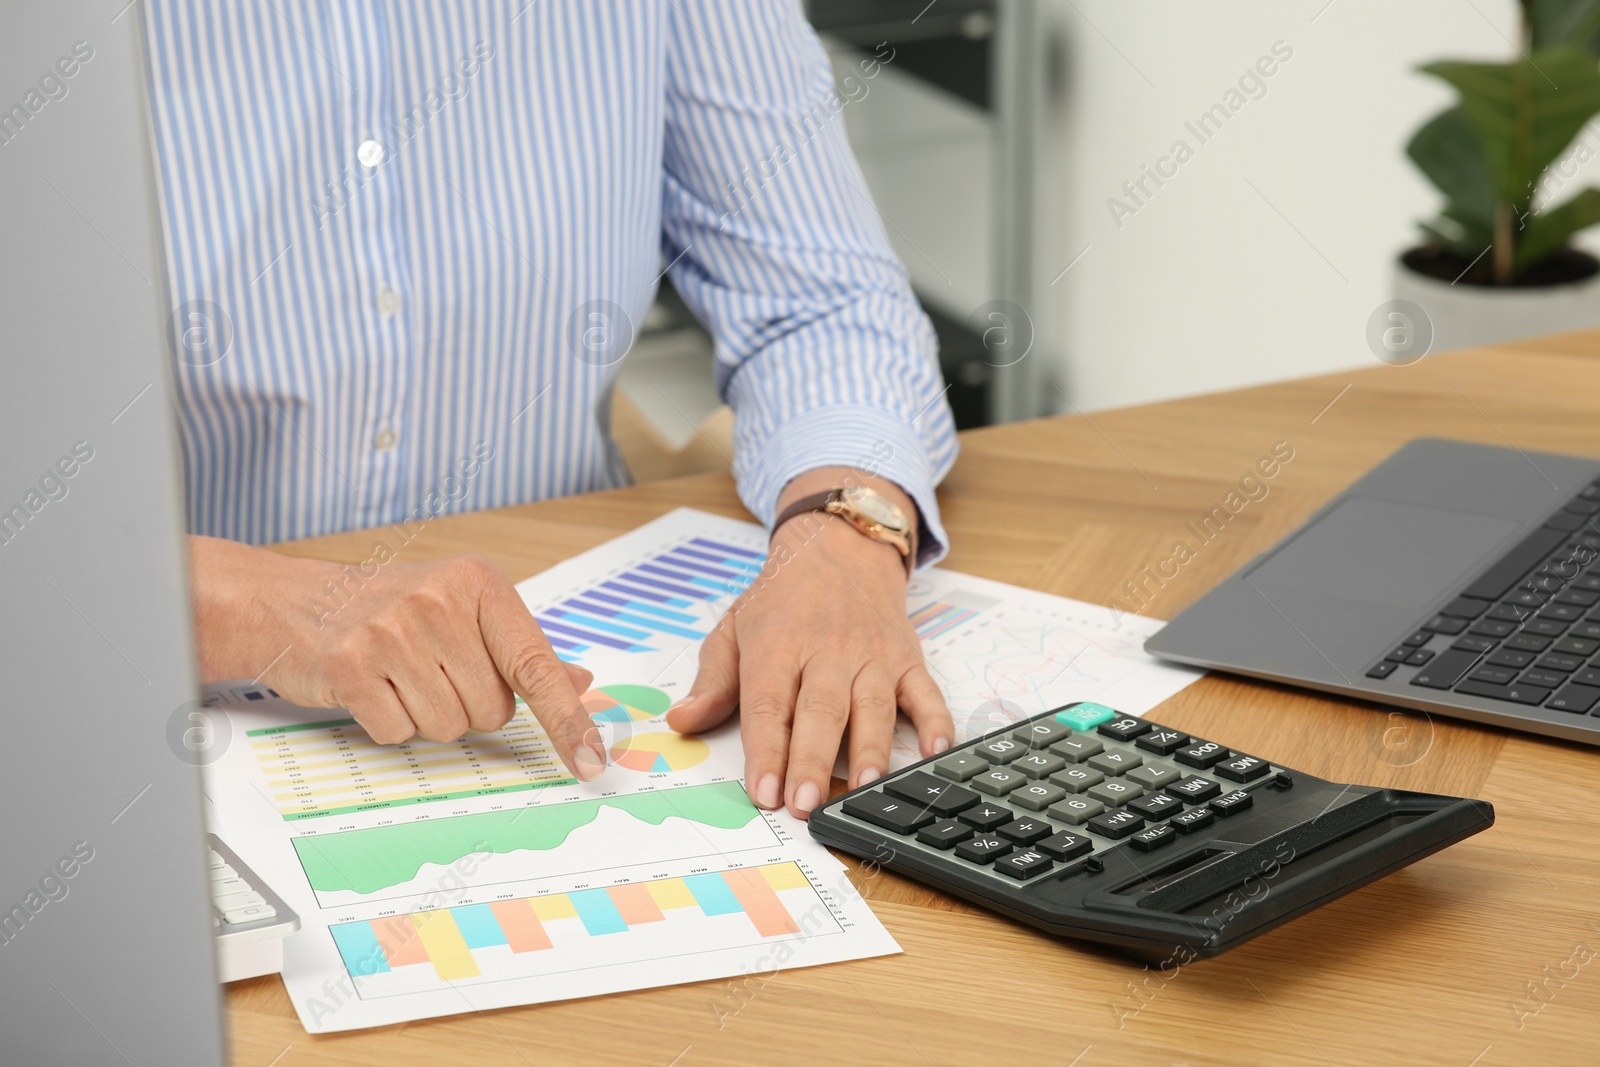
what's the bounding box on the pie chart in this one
[582,684,673,724]
[610,731,711,773]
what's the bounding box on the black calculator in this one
[809,702,1494,961]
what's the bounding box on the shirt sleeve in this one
[658,0,959,567]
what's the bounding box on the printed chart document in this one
[203,508,1201,1032]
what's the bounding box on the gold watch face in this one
[839,485,907,532]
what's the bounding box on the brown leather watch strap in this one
[771,490,914,575]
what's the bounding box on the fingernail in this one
[573,728,607,781]
[667,694,697,713]
[856,767,881,788]
[793,781,821,814]
[933,736,951,754]
[754,773,781,809]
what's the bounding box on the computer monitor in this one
[0,2,226,1063]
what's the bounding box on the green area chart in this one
[294,780,760,895]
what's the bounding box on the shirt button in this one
[357,139,386,168]
[376,286,401,316]
[373,428,397,451]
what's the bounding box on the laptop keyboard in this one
[1366,478,1600,715]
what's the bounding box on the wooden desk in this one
[233,332,1600,1067]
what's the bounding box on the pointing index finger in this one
[474,566,606,780]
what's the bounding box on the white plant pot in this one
[1394,255,1600,353]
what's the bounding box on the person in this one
[152,0,957,820]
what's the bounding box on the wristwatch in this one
[771,485,915,574]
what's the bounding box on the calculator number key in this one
[1012,718,1074,748]
[971,766,1027,796]
[1048,736,1105,763]
[1087,779,1144,806]
[1087,750,1143,775]
[1011,751,1068,779]
[1174,740,1230,769]
[1046,796,1105,825]
[1048,766,1105,793]
[975,737,1027,764]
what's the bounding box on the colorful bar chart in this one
[329,863,821,986]
[536,538,765,656]
[910,589,1001,641]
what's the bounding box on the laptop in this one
[1,2,259,1061]
[1146,438,1600,746]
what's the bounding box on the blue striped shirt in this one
[144,0,957,563]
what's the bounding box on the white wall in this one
[1038,0,1525,412]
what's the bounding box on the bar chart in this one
[328,862,833,994]
[535,537,764,658]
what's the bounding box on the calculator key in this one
[958,803,1015,831]
[1125,763,1182,790]
[972,767,1028,796]
[1086,809,1146,839]
[1174,740,1229,769]
[1053,702,1119,731]
[955,834,1011,864]
[1048,766,1105,793]
[1210,789,1254,817]
[1047,796,1105,825]
[997,817,1055,846]
[1012,718,1075,748]
[1170,806,1215,834]
[1009,782,1068,811]
[1011,751,1068,779]
[1036,831,1094,861]
[934,753,989,782]
[1127,792,1183,820]
[885,771,981,816]
[1087,779,1145,805]
[994,848,1054,880]
[1088,750,1143,775]
[1546,683,1600,713]
[1165,775,1222,803]
[1048,736,1105,763]
[1098,717,1151,742]
[1129,824,1177,852]
[975,737,1027,764]
[841,791,936,834]
[1135,727,1190,755]
[916,818,974,850]
[1214,754,1271,783]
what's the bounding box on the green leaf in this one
[1406,105,1498,229]
[1420,46,1600,207]
[1531,0,1600,53]
[1515,185,1600,266]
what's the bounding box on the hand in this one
[188,536,607,779]
[666,470,953,819]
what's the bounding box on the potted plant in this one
[1398,0,1600,352]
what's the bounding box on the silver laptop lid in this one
[0,2,225,1063]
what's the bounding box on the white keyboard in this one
[206,834,299,983]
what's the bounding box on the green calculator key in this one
[1054,702,1118,731]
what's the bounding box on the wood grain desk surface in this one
[233,332,1600,1067]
